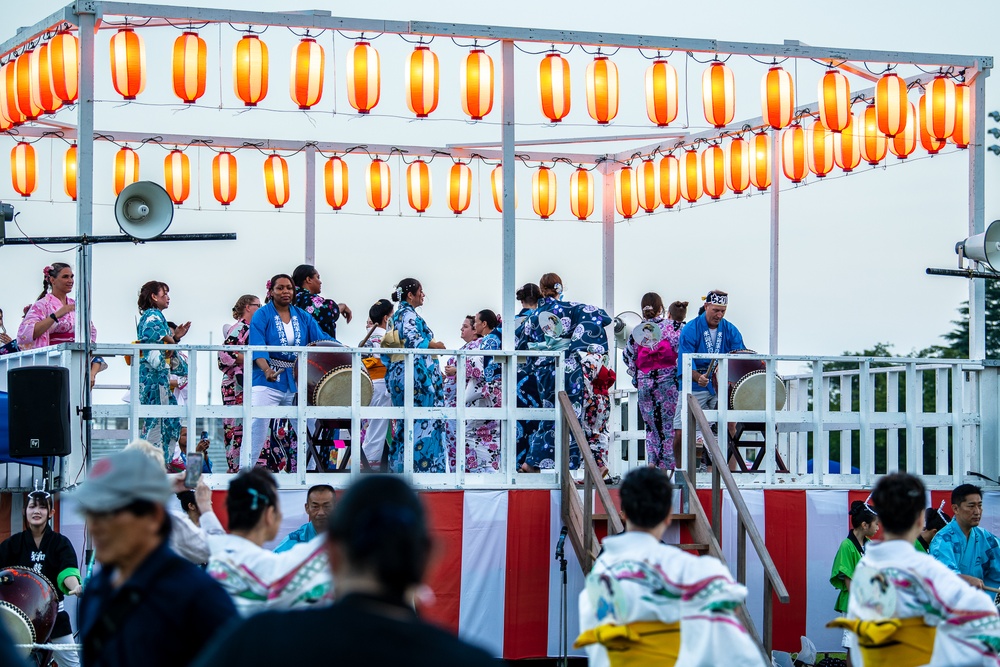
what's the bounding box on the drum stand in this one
[729,423,788,473]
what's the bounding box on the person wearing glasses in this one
[218,294,261,472]
[0,487,83,667]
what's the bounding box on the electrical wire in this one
[636,48,674,61]
[513,42,573,56]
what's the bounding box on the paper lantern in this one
[366,158,391,212]
[63,144,77,200]
[702,61,735,128]
[781,124,807,183]
[163,150,190,204]
[923,75,956,142]
[586,55,619,124]
[0,62,24,127]
[110,28,146,101]
[834,114,862,172]
[889,102,917,159]
[233,34,268,107]
[860,104,887,165]
[263,154,289,209]
[659,155,681,208]
[818,69,851,133]
[346,42,380,114]
[875,73,909,138]
[461,49,493,120]
[212,151,238,206]
[31,44,62,114]
[490,165,517,212]
[749,132,771,191]
[636,160,658,213]
[14,51,41,120]
[448,162,472,214]
[538,53,571,123]
[919,94,947,155]
[172,32,207,104]
[615,166,638,218]
[406,46,439,118]
[324,156,348,210]
[701,145,727,200]
[807,120,835,178]
[532,166,557,219]
[569,167,594,220]
[762,67,794,130]
[726,137,750,195]
[113,146,139,196]
[404,159,431,213]
[952,83,970,149]
[49,30,78,104]
[645,60,678,127]
[10,141,36,197]
[679,149,702,203]
[290,37,324,110]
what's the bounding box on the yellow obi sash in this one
[574,621,681,667]
[380,328,404,364]
[827,616,936,667]
[361,357,386,380]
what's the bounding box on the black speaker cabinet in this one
[7,366,72,458]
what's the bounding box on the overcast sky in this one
[1,0,997,400]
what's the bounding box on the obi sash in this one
[635,339,676,373]
[828,616,935,667]
[575,620,681,667]
[362,356,387,380]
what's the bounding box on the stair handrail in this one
[558,391,624,573]
[686,393,790,654]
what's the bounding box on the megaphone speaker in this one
[115,181,174,240]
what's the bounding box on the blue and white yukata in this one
[248,303,331,471]
[518,297,612,470]
[382,301,446,473]
[673,314,746,431]
[137,308,187,466]
[515,308,541,466]
[930,519,1000,590]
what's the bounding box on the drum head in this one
[538,312,564,338]
[0,601,35,657]
[632,322,663,348]
[312,366,373,407]
[0,567,57,645]
[730,370,786,411]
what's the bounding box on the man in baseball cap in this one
[75,449,236,667]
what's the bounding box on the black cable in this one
[579,45,621,57]
[636,48,675,61]
[687,52,731,64]
[449,37,501,49]
[514,42,573,56]
[163,18,211,31]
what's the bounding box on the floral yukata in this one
[624,317,682,469]
[17,292,97,350]
[218,320,250,473]
[382,301,445,473]
[577,531,767,667]
[518,296,612,470]
[293,287,342,340]
[443,333,502,473]
[137,308,187,466]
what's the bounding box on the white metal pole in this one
[969,70,990,360]
[601,164,615,316]
[304,144,316,266]
[501,39,515,351]
[769,129,780,355]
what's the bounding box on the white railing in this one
[611,354,987,489]
[0,343,564,490]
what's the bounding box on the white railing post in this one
[554,354,565,478]
[680,355,692,471]
[887,370,900,473]
[455,350,467,482]
[404,353,415,477]
[858,361,872,487]
[129,349,141,442]
[813,360,827,486]
[505,355,517,486]
[240,345,254,471]
[936,368,949,476]
[764,358,776,483]
[350,350,362,477]
[296,347,308,485]
[952,365,966,485]
[186,349,198,454]
[905,362,919,476]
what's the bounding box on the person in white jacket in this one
[576,467,768,667]
[196,468,332,616]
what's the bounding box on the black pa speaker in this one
[7,366,72,458]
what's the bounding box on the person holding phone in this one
[172,427,213,474]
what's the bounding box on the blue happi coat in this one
[675,313,746,395]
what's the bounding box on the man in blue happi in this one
[930,483,1000,590]
[274,485,335,553]
[671,290,745,465]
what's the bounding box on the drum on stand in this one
[0,566,58,663]
[726,349,786,412]
[305,341,374,469]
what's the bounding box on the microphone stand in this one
[555,525,568,667]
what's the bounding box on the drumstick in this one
[358,323,379,347]
[984,585,1000,594]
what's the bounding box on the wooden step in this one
[672,513,695,522]
[675,543,710,553]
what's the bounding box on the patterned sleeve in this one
[398,309,429,349]
[137,309,169,344]
[16,298,49,349]
[218,323,243,372]
[622,333,638,387]
[297,291,339,338]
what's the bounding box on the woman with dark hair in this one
[0,488,82,666]
[577,468,765,666]
[248,275,331,472]
[514,284,542,463]
[518,272,612,472]
[192,476,496,667]
[359,299,395,469]
[218,294,261,472]
[136,280,191,466]
[381,278,447,473]
[291,264,352,340]
[916,502,951,553]
[624,292,683,469]
[829,499,879,664]
[830,474,1000,666]
[199,469,331,616]
[18,263,105,384]
[443,315,482,471]
[450,309,503,473]
[0,307,17,356]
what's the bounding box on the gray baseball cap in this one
[72,449,174,512]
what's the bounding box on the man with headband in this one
[671,290,745,468]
